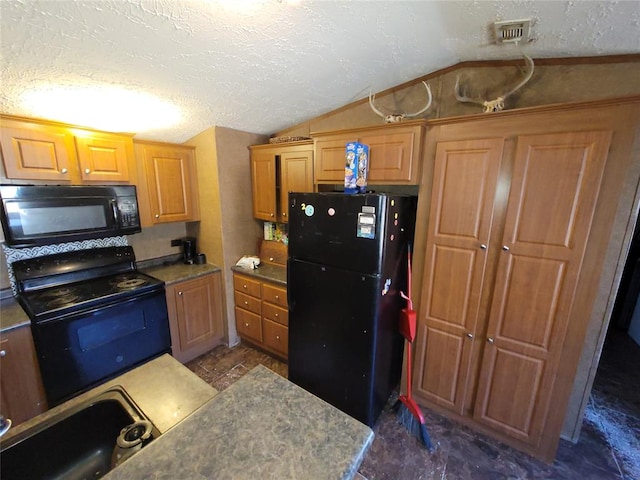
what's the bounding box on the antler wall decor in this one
[454,53,535,113]
[369,81,432,123]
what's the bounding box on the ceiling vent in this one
[493,19,531,44]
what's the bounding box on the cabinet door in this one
[314,135,356,182]
[251,149,277,221]
[0,326,48,426]
[359,125,423,183]
[140,144,199,224]
[415,138,504,414]
[168,273,224,364]
[0,123,74,181]
[279,149,313,222]
[75,133,131,182]
[473,130,612,445]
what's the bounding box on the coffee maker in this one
[181,237,197,264]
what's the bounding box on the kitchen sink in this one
[0,386,159,480]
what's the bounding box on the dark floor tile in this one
[188,335,638,480]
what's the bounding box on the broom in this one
[395,246,434,451]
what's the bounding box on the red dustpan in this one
[396,247,433,451]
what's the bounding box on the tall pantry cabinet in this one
[411,99,640,462]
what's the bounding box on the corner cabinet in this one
[312,121,425,185]
[166,272,225,364]
[134,141,200,227]
[250,141,314,223]
[233,273,288,359]
[411,100,640,462]
[0,325,48,426]
[0,115,134,184]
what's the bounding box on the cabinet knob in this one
[244,301,248,305]
[466,333,473,339]
[155,214,160,219]
[178,291,183,296]
[480,244,487,250]
[276,335,280,340]
[243,284,248,289]
[275,295,279,300]
[245,322,249,327]
[269,257,274,262]
[0,350,5,357]
[270,213,274,217]
[502,245,510,252]
[487,337,495,344]
[84,168,91,174]
[275,313,279,318]
[61,168,68,174]
[282,212,287,217]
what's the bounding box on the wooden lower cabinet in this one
[0,325,48,426]
[166,272,225,364]
[233,273,288,360]
[412,106,622,462]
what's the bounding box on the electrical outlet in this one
[170,239,182,247]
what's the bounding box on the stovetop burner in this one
[13,247,165,323]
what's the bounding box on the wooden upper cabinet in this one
[251,149,277,221]
[0,115,134,184]
[313,121,425,184]
[75,133,132,182]
[134,141,200,226]
[279,148,314,221]
[250,141,313,223]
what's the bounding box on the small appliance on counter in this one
[181,237,197,264]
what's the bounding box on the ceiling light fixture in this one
[20,85,182,133]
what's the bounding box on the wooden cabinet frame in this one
[411,98,640,462]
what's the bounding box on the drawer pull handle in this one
[243,284,247,289]
[275,295,279,300]
[275,313,279,317]
[244,301,248,305]
[245,322,249,327]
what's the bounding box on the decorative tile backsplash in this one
[2,236,128,294]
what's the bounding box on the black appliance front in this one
[0,184,141,247]
[31,290,171,406]
[287,192,417,427]
[287,259,405,427]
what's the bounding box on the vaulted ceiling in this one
[1,1,638,143]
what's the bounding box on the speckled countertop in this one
[4,354,217,441]
[105,365,374,480]
[231,263,287,286]
[140,260,221,285]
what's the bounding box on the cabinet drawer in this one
[233,275,261,298]
[234,291,261,315]
[262,283,287,308]
[235,307,263,343]
[262,302,288,326]
[263,319,288,356]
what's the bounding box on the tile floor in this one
[185,328,639,479]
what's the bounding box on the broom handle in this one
[405,243,414,399]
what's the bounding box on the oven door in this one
[31,290,171,406]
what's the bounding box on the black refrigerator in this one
[287,192,417,427]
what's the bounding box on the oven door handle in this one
[111,200,120,227]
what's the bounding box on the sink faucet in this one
[0,415,12,438]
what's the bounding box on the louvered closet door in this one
[415,138,504,414]
[473,130,612,445]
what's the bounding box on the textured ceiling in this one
[1,1,639,143]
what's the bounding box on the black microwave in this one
[0,185,141,247]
